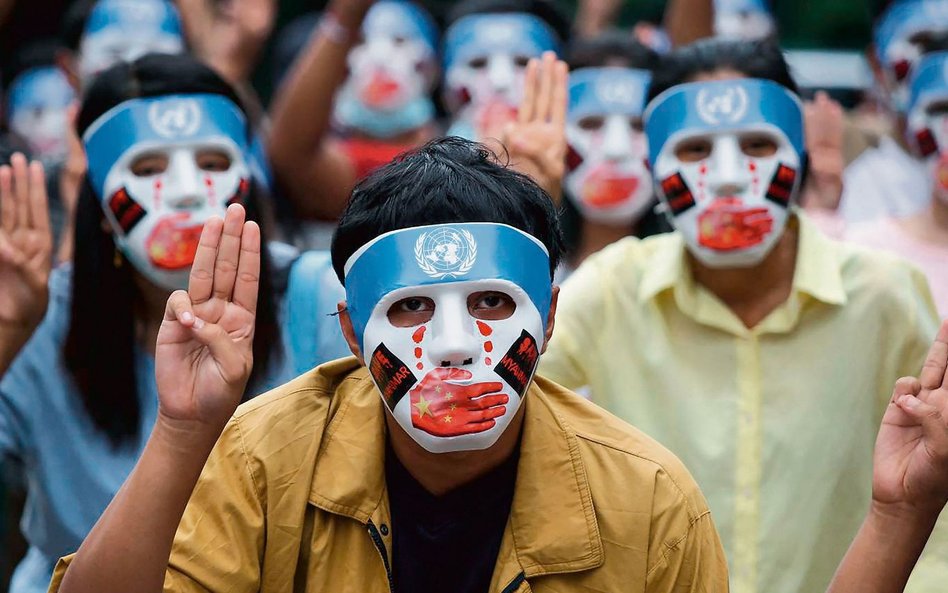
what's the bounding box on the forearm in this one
[827,502,941,593]
[664,0,713,47]
[574,0,621,38]
[58,416,223,593]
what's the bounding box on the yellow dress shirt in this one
[49,358,729,593]
[540,214,939,593]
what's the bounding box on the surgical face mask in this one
[6,67,76,164]
[874,0,948,113]
[345,223,552,454]
[83,94,251,290]
[645,79,804,268]
[443,13,559,140]
[566,68,653,226]
[78,0,184,85]
[334,0,438,138]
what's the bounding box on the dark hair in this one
[446,0,572,45]
[331,137,563,283]
[5,39,62,87]
[567,31,660,71]
[647,38,799,102]
[61,0,97,52]
[66,53,281,446]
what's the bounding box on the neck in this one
[901,196,948,247]
[572,218,634,267]
[931,195,948,233]
[385,404,524,496]
[895,115,910,153]
[689,218,799,329]
[132,273,173,356]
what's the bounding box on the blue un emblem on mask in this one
[414,227,478,279]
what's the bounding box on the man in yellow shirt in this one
[540,41,941,593]
[48,135,728,593]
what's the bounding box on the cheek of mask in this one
[362,283,544,454]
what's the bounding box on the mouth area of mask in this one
[344,223,551,453]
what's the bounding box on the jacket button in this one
[380,524,389,536]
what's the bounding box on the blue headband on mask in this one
[83,93,248,198]
[364,0,439,52]
[874,0,948,63]
[909,50,948,113]
[644,78,804,166]
[714,0,771,14]
[344,223,552,347]
[6,67,75,120]
[569,67,651,120]
[443,13,559,72]
[85,0,183,38]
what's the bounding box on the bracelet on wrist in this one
[318,10,356,46]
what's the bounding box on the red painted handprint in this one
[698,199,774,251]
[410,368,509,437]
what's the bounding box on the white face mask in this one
[646,80,804,268]
[83,94,251,291]
[6,67,76,164]
[344,223,552,454]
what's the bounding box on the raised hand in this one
[0,153,52,339]
[501,51,569,203]
[872,320,948,514]
[155,204,259,431]
[801,91,845,211]
[409,368,508,437]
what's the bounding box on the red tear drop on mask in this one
[697,198,774,251]
[581,164,641,208]
[476,321,492,336]
[412,326,427,343]
[146,214,205,270]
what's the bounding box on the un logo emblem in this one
[696,86,749,125]
[148,99,202,139]
[596,78,640,107]
[414,227,478,279]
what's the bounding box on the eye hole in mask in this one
[386,291,517,327]
[673,132,779,162]
[129,148,233,177]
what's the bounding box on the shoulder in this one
[533,375,710,520]
[559,234,679,300]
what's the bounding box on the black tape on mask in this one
[660,172,696,215]
[107,187,147,233]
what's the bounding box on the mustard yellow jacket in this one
[51,358,729,593]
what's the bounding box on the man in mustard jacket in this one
[50,136,728,593]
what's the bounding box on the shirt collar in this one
[636,211,847,308]
[309,363,603,575]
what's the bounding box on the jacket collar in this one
[309,363,603,576]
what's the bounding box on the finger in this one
[0,166,13,233]
[920,320,948,391]
[189,216,224,304]
[471,406,507,421]
[518,58,539,123]
[27,161,50,236]
[11,153,29,229]
[897,394,948,454]
[470,393,510,409]
[892,376,923,403]
[232,221,261,314]
[463,382,505,399]
[164,290,197,326]
[212,204,246,300]
[189,320,254,386]
[550,59,569,127]
[535,52,556,123]
[462,419,497,433]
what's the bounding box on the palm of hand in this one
[155,296,254,425]
[0,228,50,328]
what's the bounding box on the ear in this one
[56,50,81,93]
[338,301,365,364]
[540,286,559,354]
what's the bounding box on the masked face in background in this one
[906,51,948,202]
[874,0,948,113]
[443,13,559,141]
[566,68,653,226]
[345,223,552,453]
[645,79,804,268]
[79,0,184,86]
[6,67,76,164]
[334,0,439,139]
[713,0,775,40]
[83,94,250,290]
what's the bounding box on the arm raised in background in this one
[664,0,713,47]
[801,91,845,211]
[0,154,52,378]
[500,52,569,205]
[58,204,260,593]
[266,0,374,220]
[175,0,276,88]
[828,320,948,593]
